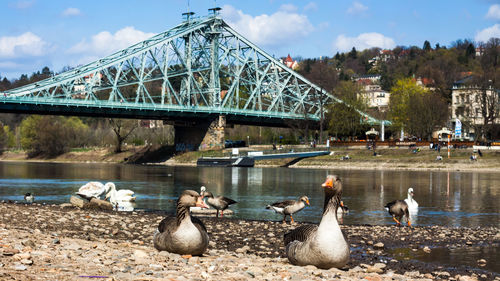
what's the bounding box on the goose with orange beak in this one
[283,175,350,269]
[153,190,210,256]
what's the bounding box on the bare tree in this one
[108,119,138,153]
[470,38,500,140]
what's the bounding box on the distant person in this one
[478,149,483,157]
[272,143,277,150]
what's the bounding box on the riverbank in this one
[1,145,500,172]
[0,203,498,280]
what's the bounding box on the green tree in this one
[20,115,89,157]
[326,81,367,138]
[0,122,7,153]
[389,78,447,139]
[389,78,420,131]
[3,125,16,148]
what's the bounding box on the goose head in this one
[322,175,342,195]
[299,195,310,205]
[179,190,209,208]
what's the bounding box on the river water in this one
[0,161,498,227]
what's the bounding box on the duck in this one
[385,200,411,226]
[77,182,112,200]
[24,193,34,204]
[104,183,136,205]
[153,190,209,256]
[202,191,237,218]
[284,175,350,269]
[404,187,419,211]
[266,195,310,224]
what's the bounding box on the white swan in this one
[404,187,419,211]
[105,183,136,205]
[77,182,112,200]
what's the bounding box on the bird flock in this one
[150,175,418,269]
[23,176,417,269]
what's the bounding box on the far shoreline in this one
[1,146,499,173]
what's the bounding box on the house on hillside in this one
[282,54,299,70]
[73,73,102,99]
[451,75,500,139]
[355,75,390,111]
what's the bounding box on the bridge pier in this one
[174,115,226,151]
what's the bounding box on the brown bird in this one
[153,190,209,256]
[385,200,411,226]
[202,191,237,218]
[266,195,310,224]
[283,175,350,269]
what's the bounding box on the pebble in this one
[14,264,27,271]
[423,246,431,253]
[0,202,497,281]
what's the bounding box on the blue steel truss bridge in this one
[0,9,385,126]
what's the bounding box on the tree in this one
[407,91,448,139]
[326,81,367,138]
[108,119,138,153]
[423,40,431,51]
[389,78,448,140]
[469,38,500,140]
[20,115,89,157]
[0,122,7,153]
[348,47,357,59]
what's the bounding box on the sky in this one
[1,0,500,79]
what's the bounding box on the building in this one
[282,54,299,70]
[354,75,390,111]
[73,73,102,98]
[451,75,500,139]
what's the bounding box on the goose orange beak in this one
[340,201,344,207]
[306,199,310,205]
[322,178,333,188]
[196,197,209,209]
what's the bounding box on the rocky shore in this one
[0,203,498,280]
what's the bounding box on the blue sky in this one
[1,0,500,79]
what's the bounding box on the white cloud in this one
[347,1,368,15]
[62,7,81,17]
[0,32,48,58]
[486,4,500,20]
[475,24,500,42]
[9,0,34,9]
[279,4,297,13]
[304,2,318,12]
[68,26,155,59]
[334,32,395,52]
[221,5,314,47]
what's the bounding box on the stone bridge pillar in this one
[174,115,226,151]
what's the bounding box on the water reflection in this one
[0,162,498,227]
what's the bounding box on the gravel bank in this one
[0,203,498,280]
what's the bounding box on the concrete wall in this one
[174,115,226,151]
